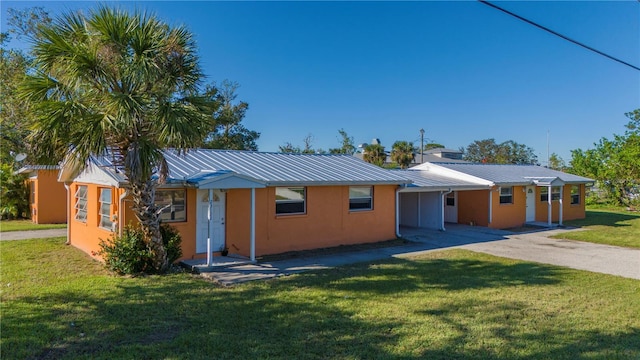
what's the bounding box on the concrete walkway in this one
[200,225,639,285]
[0,228,67,241]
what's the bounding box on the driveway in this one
[400,225,640,280]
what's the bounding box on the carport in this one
[393,170,491,235]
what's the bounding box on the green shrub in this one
[160,223,183,265]
[97,224,183,275]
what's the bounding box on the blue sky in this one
[2,1,639,164]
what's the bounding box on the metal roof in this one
[391,169,491,192]
[90,149,412,187]
[432,163,593,185]
[16,165,60,174]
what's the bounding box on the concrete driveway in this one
[400,225,640,280]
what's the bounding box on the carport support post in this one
[207,189,213,267]
[559,185,564,226]
[547,185,552,227]
[250,187,256,262]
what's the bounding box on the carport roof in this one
[392,169,491,192]
[429,163,593,185]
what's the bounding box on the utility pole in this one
[420,128,425,163]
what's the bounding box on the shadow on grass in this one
[564,210,640,228]
[323,256,562,294]
[415,298,640,359]
[3,253,637,359]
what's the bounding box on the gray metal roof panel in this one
[434,163,593,184]
[90,149,411,186]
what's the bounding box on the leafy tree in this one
[570,109,640,205]
[0,164,29,219]
[0,8,54,166]
[463,138,538,164]
[329,129,356,154]
[0,36,31,165]
[20,6,214,272]
[278,142,301,154]
[391,141,415,169]
[363,144,386,167]
[548,153,566,171]
[279,134,323,154]
[424,143,445,150]
[202,80,260,150]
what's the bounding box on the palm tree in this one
[363,144,386,167]
[391,141,415,169]
[20,6,214,272]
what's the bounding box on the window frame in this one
[499,187,513,204]
[541,186,562,202]
[275,187,306,215]
[570,185,580,205]
[446,192,455,206]
[99,188,113,230]
[349,186,373,211]
[155,189,187,223]
[30,181,36,204]
[74,185,88,223]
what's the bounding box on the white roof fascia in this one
[399,184,492,193]
[73,162,120,187]
[264,180,410,187]
[415,163,495,186]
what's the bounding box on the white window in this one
[275,187,306,215]
[499,187,513,204]
[571,185,580,205]
[75,185,88,223]
[446,192,455,206]
[349,186,373,211]
[99,188,113,230]
[156,190,186,222]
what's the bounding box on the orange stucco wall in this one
[224,185,398,257]
[30,170,67,224]
[457,190,490,227]
[68,183,398,262]
[457,186,527,229]
[535,184,586,222]
[489,186,526,229]
[68,182,119,258]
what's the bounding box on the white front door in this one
[525,186,536,222]
[196,189,226,253]
[444,191,458,223]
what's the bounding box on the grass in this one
[553,206,640,248]
[0,219,67,232]
[2,238,639,359]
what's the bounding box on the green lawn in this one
[2,238,638,359]
[0,219,67,232]
[554,206,640,248]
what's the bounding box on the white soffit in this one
[73,162,120,187]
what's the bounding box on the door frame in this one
[196,189,226,254]
[525,186,536,222]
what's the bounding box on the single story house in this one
[17,165,67,224]
[402,162,594,230]
[58,149,411,263]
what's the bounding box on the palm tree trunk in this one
[128,176,168,272]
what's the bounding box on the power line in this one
[478,0,640,71]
